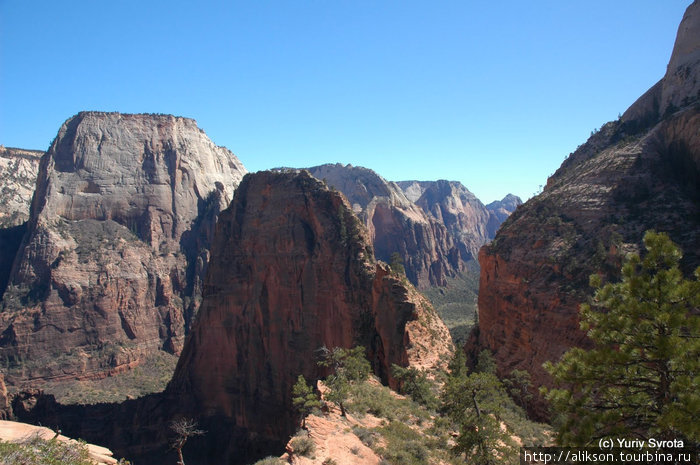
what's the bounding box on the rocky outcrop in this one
[306,164,463,288]
[472,1,700,418]
[0,147,42,228]
[167,170,452,463]
[0,419,118,464]
[0,112,246,390]
[661,0,700,115]
[281,412,383,465]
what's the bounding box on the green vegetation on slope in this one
[301,346,550,465]
[0,436,93,465]
[421,267,480,345]
[544,231,700,446]
[44,351,178,404]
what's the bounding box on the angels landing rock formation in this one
[0,112,246,389]
[166,170,452,463]
[305,164,464,288]
[472,0,699,418]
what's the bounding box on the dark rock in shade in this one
[470,0,700,419]
[0,374,9,420]
[0,112,246,390]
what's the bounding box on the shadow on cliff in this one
[11,390,285,465]
[0,223,26,300]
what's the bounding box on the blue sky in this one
[0,1,690,203]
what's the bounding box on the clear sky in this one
[0,1,690,203]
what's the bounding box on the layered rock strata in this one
[472,0,700,418]
[15,170,452,465]
[306,164,463,288]
[0,112,246,388]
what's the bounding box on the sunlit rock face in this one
[0,111,246,388]
[398,180,521,260]
[306,164,464,288]
[0,146,42,228]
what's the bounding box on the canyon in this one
[1,3,695,463]
[9,169,453,465]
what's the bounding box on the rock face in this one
[0,112,246,388]
[398,180,521,262]
[472,1,700,418]
[0,147,43,303]
[0,147,42,228]
[306,164,463,288]
[661,0,700,115]
[168,170,452,463]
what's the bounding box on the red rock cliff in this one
[0,112,246,389]
[472,2,700,418]
[168,170,452,462]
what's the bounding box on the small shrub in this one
[352,425,375,447]
[390,364,438,410]
[389,252,405,276]
[322,458,338,465]
[290,434,315,458]
[347,381,429,423]
[376,422,430,465]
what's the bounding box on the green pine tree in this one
[318,346,371,416]
[391,364,438,409]
[544,230,700,446]
[292,375,321,428]
[441,351,518,464]
[503,369,533,411]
